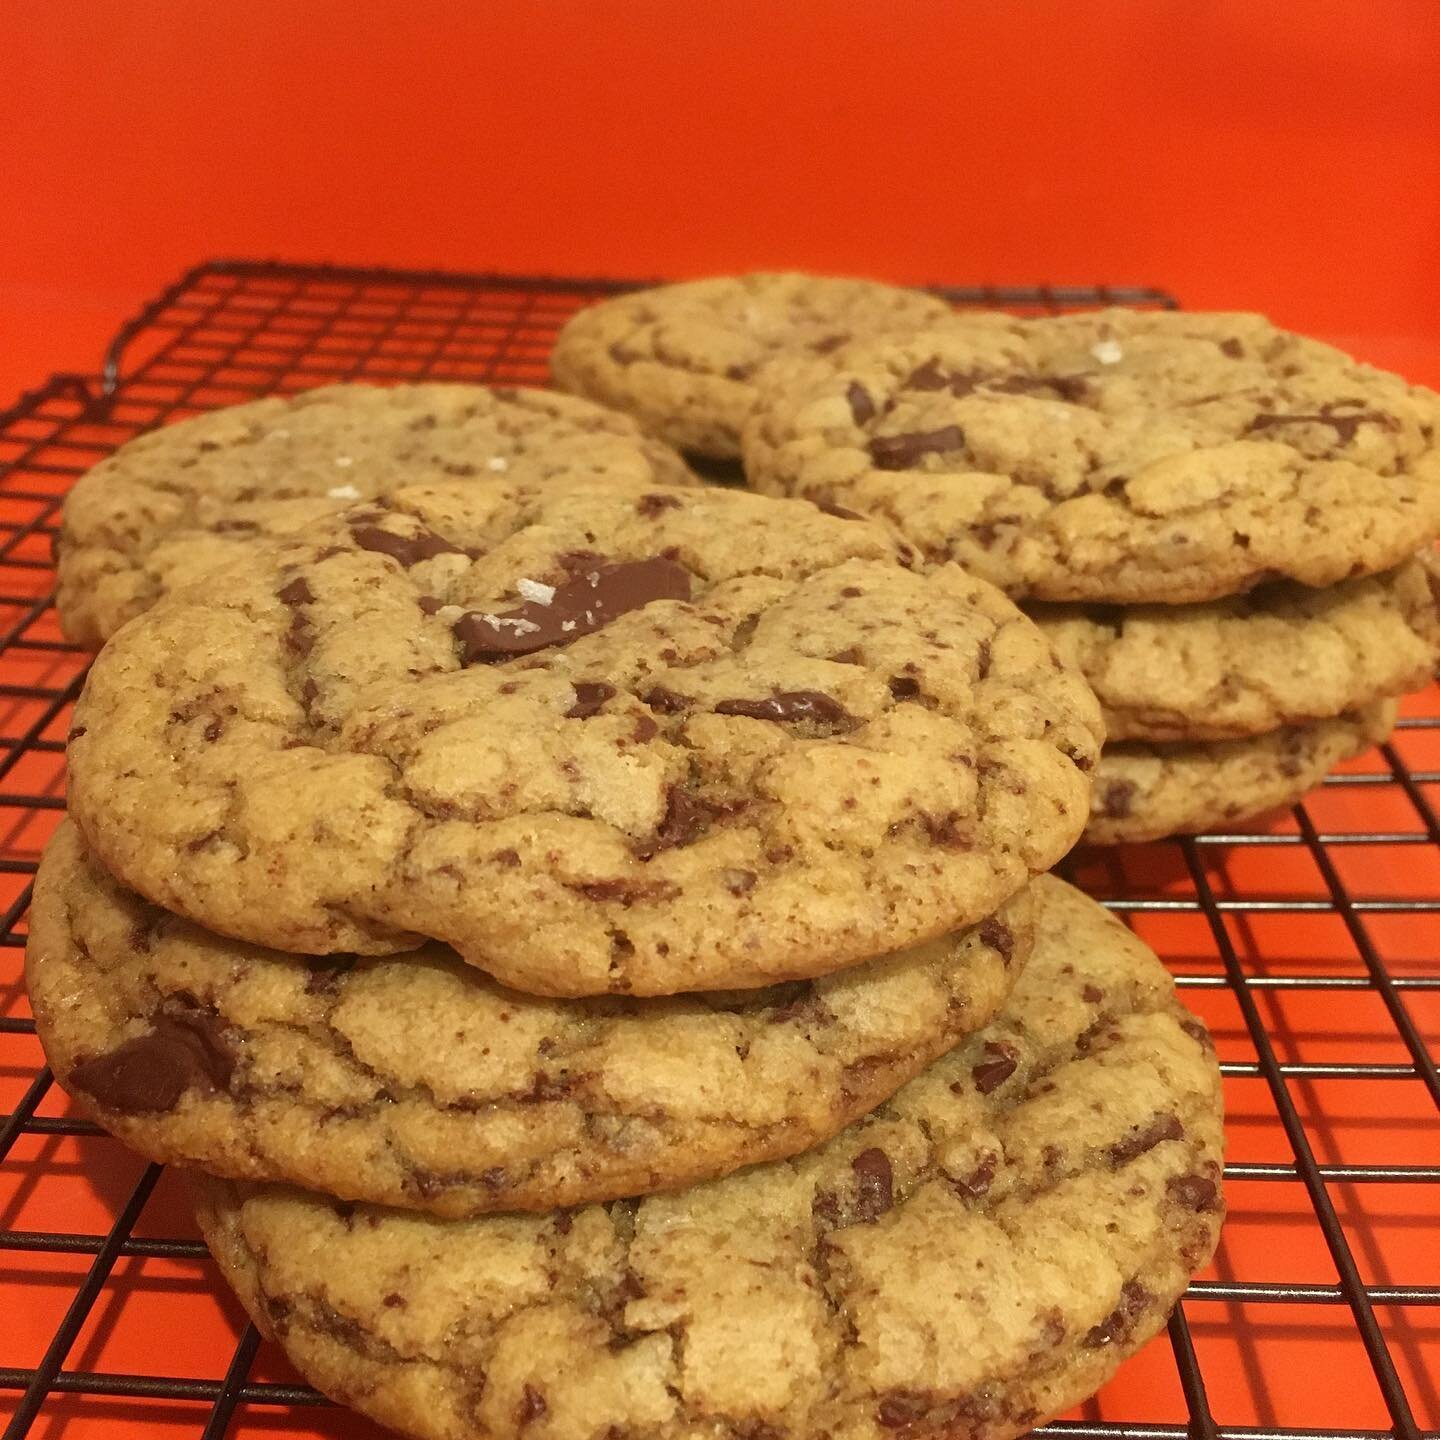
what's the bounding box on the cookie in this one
[191,877,1224,1440]
[1033,556,1439,742]
[743,309,1440,603]
[67,479,1101,996]
[29,821,1031,1216]
[57,382,698,644]
[1087,700,1396,844]
[550,274,953,459]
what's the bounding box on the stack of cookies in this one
[29,367,1226,1440]
[554,285,1440,841]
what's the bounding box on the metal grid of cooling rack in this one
[0,260,1436,1440]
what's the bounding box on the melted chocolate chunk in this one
[643,685,691,714]
[277,576,314,605]
[1107,1113,1184,1166]
[868,425,966,470]
[70,1012,234,1115]
[565,682,616,719]
[971,1041,1018,1094]
[1083,1279,1153,1348]
[1100,779,1137,819]
[976,917,1013,963]
[632,786,714,859]
[846,380,876,425]
[1168,1173,1222,1212]
[714,690,857,729]
[455,557,692,663]
[351,524,466,567]
[852,1147,894,1222]
[1245,402,1396,447]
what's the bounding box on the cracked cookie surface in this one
[29,821,1031,1215]
[1087,701,1396,843]
[743,309,1440,603]
[1033,557,1439,742]
[66,478,1100,995]
[191,876,1224,1440]
[57,382,697,644]
[550,274,953,459]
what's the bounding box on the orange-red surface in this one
[4,7,1440,1436]
[7,0,1440,406]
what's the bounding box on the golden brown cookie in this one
[66,478,1101,995]
[30,821,1031,1216]
[191,877,1224,1440]
[57,382,697,644]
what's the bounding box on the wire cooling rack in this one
[0,260,1436,1440]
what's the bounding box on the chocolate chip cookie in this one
[743,309,1440,603]
[57,382,698,644]
[1087,701,1396,843]
[550,274,953,460]
[29,821,1031,1215]
[1034,556,1439,742]
[191,876,1223,1440]
[67,478,1101,995]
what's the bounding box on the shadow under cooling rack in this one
[1,259,1437,1440]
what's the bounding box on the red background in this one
[6,0,1440,407]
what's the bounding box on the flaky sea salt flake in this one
[1090,339,1124,365]
[516,578,556,606]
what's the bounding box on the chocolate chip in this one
[642,685,690,714]
[554,1211,574,1235]
[1220,338,1244,359]
[852,1147,894,1222]
[714,690,857,729]
[846,380,876,426]
[725,362,756,382]
[721,868,757,896]
[1081,983,1104,1003]
[575,876,682,905]
[817,497,864,522]
[1107,1113,1184,1166]
[277,576,314,605]
[888,675,921,699]
[455,557,692,663]
[494,848,521,868]
[636,492,683,517]
[829,646,863,665]
[1168,1173,1221,1212]
[971,1041,1018,1094]
[950,1151,997,1199]
[515,1386,547,1427]
[920,811,973,849]
[868,425,965,470]
[977,918,1013,963]
[1083,1279,1152,1348]
[565,681,616,719]
[632,786,714,859]
[442,461,477,477]
[811,332,849,355]
[417,595,446,615]
[284,610,314,658]
[632,715,659,742]
[69,1012,234,1114]
[975,637,992,681]
[1100,779,1136,819]
[904,358,952,392]
[1245,403,1396,447]
[351,524,466,567]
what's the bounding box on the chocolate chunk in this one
[817,497,864,522]
[632,786,714,859]
[991,372,1090,403]
[352,524,466,567]
[976,917,1013,963]
[417,595,446,615]
[829,645,863,665]
[455,557,692,663]
[70,1012,234,1115]
[904,358,951,392]
[631,715,659,741]
[514,1383,547,1425]
[565,682,616,719]
[284,609,314,658]
[846,380,876,425]
[277,576,314,606]
[1100,779,1137,819]
[888,675,921,699]
[1245,403,1396,447]
[643,685,691,714]
[721,868,757,896]
[1107,1113,1184,1166]
[1220,338,1244,359]
[382,1293,407,1309]
[951,1151,997,1199]
[636,492,683,517]
[1083,1279,1153,1348]
[714,690,857,729]
[971,1041,1018,1094]
[811,332,849,355]
[1082,983,1104,1003]
[852,1147,894,1222]
[868,425,965,470]
[1168,1173,1221,1212]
